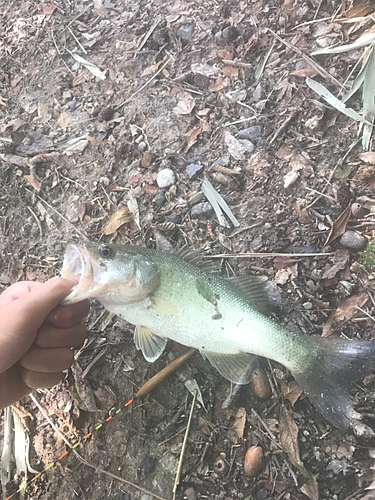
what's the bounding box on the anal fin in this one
[134,325,167,362]
[203,351,259,384]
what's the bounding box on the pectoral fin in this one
[134,325,167,362]
[203,351,259,384]
[150,296,177,316]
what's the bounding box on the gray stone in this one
[177,23,195,42]
[157,168,175,188]
[186,163,204,179]
[251,235,263,251]
[238,125,263,142]
[303,302,313,310]
[340,230,367,252]
[238,139,255,154]
[153,192,166,208]
[191,202,213,218]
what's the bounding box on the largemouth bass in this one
[61,243,375,429]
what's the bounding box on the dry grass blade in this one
[70,52,106,80]
[1,408,13,496]
[306,78,366,123]
[202,178,239,227]
[361,43,375,150]
[311,33,375,55]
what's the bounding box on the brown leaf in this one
[279,405,317,500]
[25,174,42,192]
[322,249,350,280]
[173,92,195,115]
[208,77,227,92]
[185,126,202,146]
[290,67,318,78]
[273,256,297,271]
[77,202,87,222]
[322,291,369,337]
[218,233,232,250]
[141,152,152,168]
[291,200,311,224]
[324,203,352,246]
[85,134,103,146]
[232,407,246,439]
[103,208,133,235]
[222,65,238,76]
[359,152,375,165]
[281,381,303,406]
[40,2,57,16]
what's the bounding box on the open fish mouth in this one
[61,244,105,304]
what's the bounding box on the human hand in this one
[0,277,89,409]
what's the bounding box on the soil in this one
[1,1,375,500]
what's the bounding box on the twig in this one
[224,116,258,127]
[68,26,87,54]
[172,391,197,500]
[269,109,298,145]
[27,206,43,239]
[81,346,109,379]
[206,252,334,258]
[135,18,160,54]
[313,0,324,20]
[79,456,167,500]
[115,56,173,110]
[222,59,252,69]
[267,28,344,88]
[356,306,375,323]
[229,222,263,238]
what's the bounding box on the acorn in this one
[250,368,272,401]
[213,456,229,475]
[244,445,264,477]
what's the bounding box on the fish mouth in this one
[61,244,105,304]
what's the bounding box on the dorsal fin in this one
[230,276,271,316]
[173,245,219,271]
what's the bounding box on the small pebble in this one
[238,139,255,154]
[303,302,313,310]
[177,23,195,42]
[238,125,263,142]
[186,163,204,179]
[188,191,205,205]
[264,222,272,230]
[157,168,175,188]
[191,202,213,218]
[66,100,79,110]
[153,192,166,208]
[340,230,367,252]
[251,236,263,252]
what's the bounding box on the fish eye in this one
[98,244,116,259]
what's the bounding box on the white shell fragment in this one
[157,168,176,188]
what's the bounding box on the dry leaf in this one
[322,291,369,337]
[77,202,86,222]
[291,200,311,224]
[279,405,308,475]
[279,405,319,500]
[40,2,57,16]
[173,92,195,115]
[273,256,297,271]
[232,407,246,439]
[290,67,318,78]
[324,203,352,246]
[85,134,102,146]
[274,263,298,285]
[208,77,227,92]
[218,233,232,250]
[103,208,133,235]
[359,152,375,165]
[222,65,238,76]
[281,381,303,405]
[322,249,350,280]
[185,126,202,149]
[25,174,41,192]
[224,131,246,161]
[58,112,70,129]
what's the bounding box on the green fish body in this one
[61,243,375,429]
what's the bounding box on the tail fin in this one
[292,338,375,429]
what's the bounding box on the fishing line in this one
[3,348,196,500]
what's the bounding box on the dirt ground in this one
[1,1,375,499]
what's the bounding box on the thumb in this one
[26,277,78,321]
